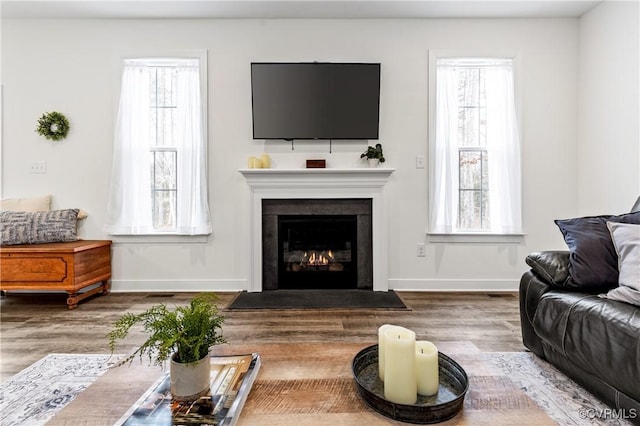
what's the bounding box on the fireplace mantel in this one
[239,168,395,292]
[239,168,395,188]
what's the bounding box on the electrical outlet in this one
[30,161,47,174]
[416,155,425,169]
[416,243,426,257]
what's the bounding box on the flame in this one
[302,250,335,266]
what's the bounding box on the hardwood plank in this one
[2,300,535,425]
[0,291,525,382]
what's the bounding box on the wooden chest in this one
[0,240,112,309]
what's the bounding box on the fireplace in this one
[239,167,393,292]
[262,199,372,290]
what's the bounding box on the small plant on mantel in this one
[361,143,386,163]
[108,293,226,367]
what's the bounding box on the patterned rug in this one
[0,354,122,426]
[484,352,634,426]
[0,352,634,425]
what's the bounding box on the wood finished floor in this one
[0,291,525,382]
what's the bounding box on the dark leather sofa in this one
[520,251,640,423]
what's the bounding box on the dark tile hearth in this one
[226,289,408,310]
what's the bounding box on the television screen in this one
[251,62,380,140]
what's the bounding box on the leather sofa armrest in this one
[525,251,570,288]
[519,270,553,357]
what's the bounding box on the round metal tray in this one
[352,344,469,424]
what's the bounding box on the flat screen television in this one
[251,62,381,140]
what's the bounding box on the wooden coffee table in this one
[49,342,554,425]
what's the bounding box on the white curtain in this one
[430,58,522,234]
[104,58,212,235]
[430,63,459,233]
[104,61,154,234]
[175,60,212,235]
[485,61,522,233]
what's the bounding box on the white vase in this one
[368,158,380,168]
[170,353,211,402]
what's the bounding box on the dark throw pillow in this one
[554,211,640,291]
[0,209,79,246]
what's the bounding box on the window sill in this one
[109,234,209,244]
[427,232,526,244]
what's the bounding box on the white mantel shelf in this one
[239,168,395,188]
[239,168,395,174]
[239,167,395,292]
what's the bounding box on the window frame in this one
[427,51,526,243]
[109,50,209,244]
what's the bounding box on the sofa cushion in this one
[0,209,79,246]
[600,222,640,307]
[0,195,88,219]
[532,291,640,401]
[554,211,640,291]
[525,251,570,288]
[0,195,51,212]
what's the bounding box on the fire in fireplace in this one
[278,215,357,289]
[262,198,373,290]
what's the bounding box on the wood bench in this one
[0,240,112,309]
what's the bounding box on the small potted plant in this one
[361,143,386,167]
[108,293,226,401]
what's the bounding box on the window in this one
[105,55,211,235]
[150,66,178,230]
[429,57,522,235]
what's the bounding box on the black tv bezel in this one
[250,62,381,141]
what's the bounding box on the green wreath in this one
[35,111,70,141]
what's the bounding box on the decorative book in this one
[306,159,326,168]
[115,353,261,426]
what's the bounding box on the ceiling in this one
[1,0,602,20]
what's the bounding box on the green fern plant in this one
[108,293,226,366]
[360,143,385,162]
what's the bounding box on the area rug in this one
[485,352,634,426]
[226,289,408,310]
[2,351,635,425]
[0,354,122,426]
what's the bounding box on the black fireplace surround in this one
[262,199,373,290]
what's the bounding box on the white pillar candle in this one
[248,156,256,168]
[383,326,417,404]
[378,324,400,381]
[260,153,271,168]
[415,341,439,396]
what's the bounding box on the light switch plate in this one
[30,161,47,174]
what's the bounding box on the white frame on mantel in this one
[239,168,395,292]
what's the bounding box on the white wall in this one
[1,18,581,292]
[578,1,640,215]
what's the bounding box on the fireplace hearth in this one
[262,199,372,290]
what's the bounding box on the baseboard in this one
[109,279,248,293]
[388,278,519,292]
[109,278,518,292]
